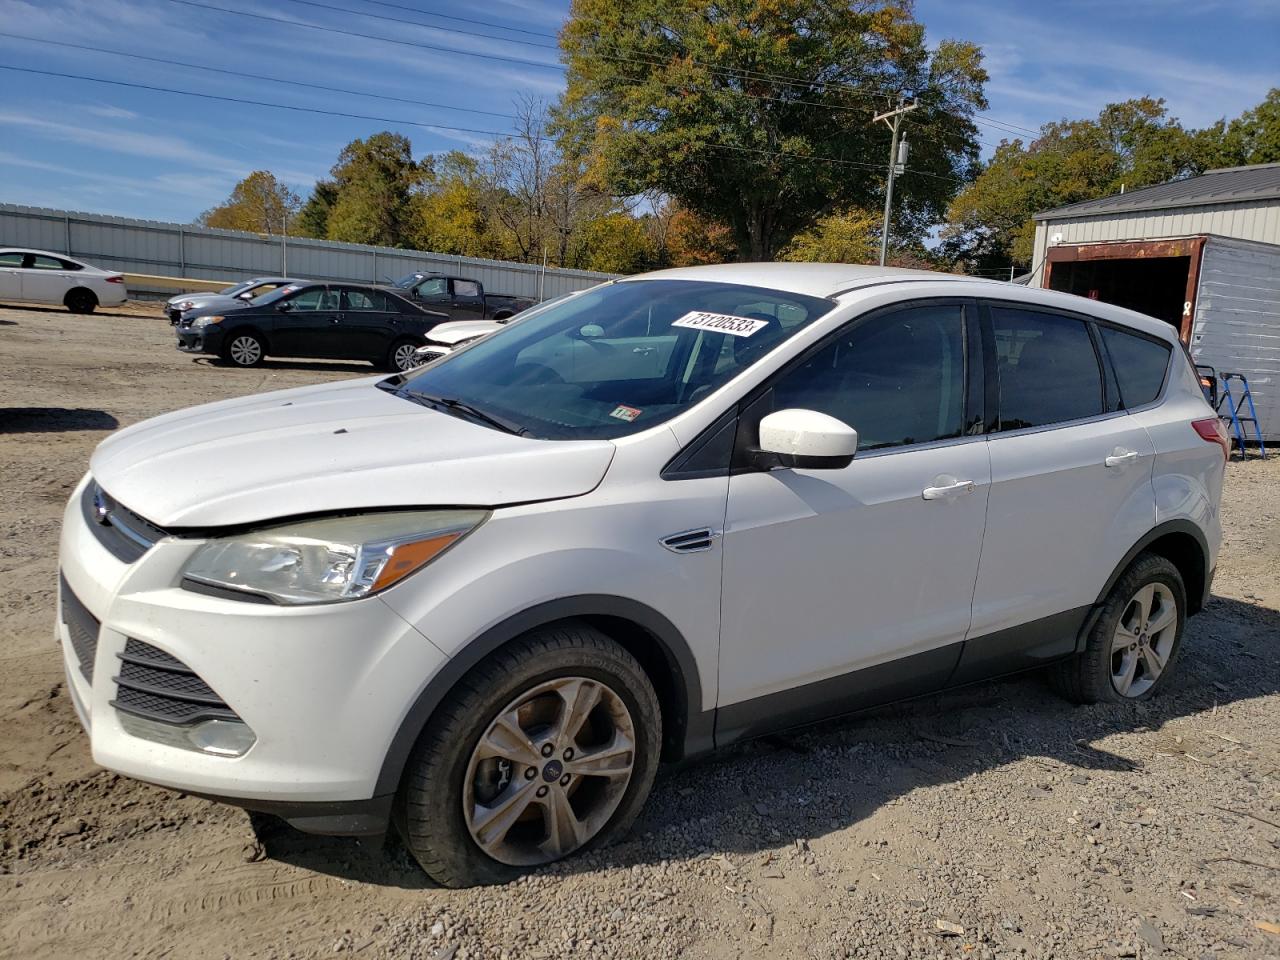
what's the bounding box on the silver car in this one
[164,277,295,324]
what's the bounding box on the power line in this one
[0,63,963,182]
[0,31,513,119]
[274,0,562,51]
[345,0,560,40]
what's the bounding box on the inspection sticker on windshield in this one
[610,404,643,422]
[672,311,769,337]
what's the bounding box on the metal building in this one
[1030,163,1280,440]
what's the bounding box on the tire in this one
[221,331,266,367]
[65,288,98,314]
[384,338,420,373]
[1050,552,1186,704]
[398,622,661,888]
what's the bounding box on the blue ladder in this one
[1217,373,1266,460]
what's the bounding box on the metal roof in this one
[1035,162,1280,222]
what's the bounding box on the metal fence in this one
[0,202,618,300]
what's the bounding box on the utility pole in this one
[281,212,289,276]
[873,97,918,266]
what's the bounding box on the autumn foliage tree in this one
[199,171,301,235]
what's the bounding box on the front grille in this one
[82,481,168,563]
[112,639,241,726]
[60,576,101,681]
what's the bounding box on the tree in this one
[943,97,1199,269]
[324,132,427,246]
[199,171,301,235]
[557,0,986,260]
[571,212,656,272]
[410,152,494,257]
[1192,88,1280,170]
[779,208,879,263]
[293,181,338,240]
[666,205,737,266]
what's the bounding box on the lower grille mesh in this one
[112,639,241,726]
[60,576,100,682]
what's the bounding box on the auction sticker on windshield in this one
[672,311,769,337]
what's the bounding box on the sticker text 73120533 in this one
[671,311,770,337]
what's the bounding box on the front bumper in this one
[56,475,450,833]
[175,325,219,355]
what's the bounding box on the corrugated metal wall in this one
[0,203,618,300]
[1189,236,1280,440]
[1029,199,1280,283]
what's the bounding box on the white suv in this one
[57,264,1226,887]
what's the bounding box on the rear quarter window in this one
[1099,325,1173,408]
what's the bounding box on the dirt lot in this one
[1,302,1278,960]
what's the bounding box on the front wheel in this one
[398,623,661,887]
[1051,552,1186,703]
[384,338,420,373]
[222,331,265,367]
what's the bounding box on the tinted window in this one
[454,279,480,297]
[286,287,334,311]
[1100,325,1172,407]
[415,278,448,299]
[343,288,386,311]
[991,307,1103,430]
[0,251,23,267]
[772,304,966,451]
[30,255,70,270]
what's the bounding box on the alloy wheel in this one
[394,343,418,371]
[1109,582,1178,697]
[228,335,262,366]
[462,676,636,866]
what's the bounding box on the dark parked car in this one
[176,282,448,371]
[385,273,535,322]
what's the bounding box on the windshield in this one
[249,283,304,307]
[395,279,835,439]
[393,272,426,288]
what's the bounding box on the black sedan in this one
[176,282,448,371]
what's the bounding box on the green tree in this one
[410,152,494,257]
[557,0,987,261]
[1192,88,1280,170]
[294,181,338,240]
[198,170,301,235]
[571,212,655,273]
[779,208,880,263]
[943,97,1199,269]
[324,132,427,247]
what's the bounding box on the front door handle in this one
[1104,449,1140,468]
[922,477,976,500]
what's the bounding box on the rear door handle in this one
[922,477,976,500]
[1104,449,1140,468]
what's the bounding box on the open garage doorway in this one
[1043,237,1205,341]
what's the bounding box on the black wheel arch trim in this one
[1076,519,1210,652]
[374,595,705,796]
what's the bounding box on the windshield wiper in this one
[401,391,527,436]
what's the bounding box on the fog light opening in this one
[186,719,257,757]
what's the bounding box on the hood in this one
[90,379,616,528]
[168,293,243,313]
[427,320,504,346]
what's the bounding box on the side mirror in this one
[276,301,293,312]
[754,408,858,470]
[237,292,253,299]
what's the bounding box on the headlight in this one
[190,315,224,327]
[181,510,486,605]
[179,300,194,310]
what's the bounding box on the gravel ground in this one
[1,302,1277,960]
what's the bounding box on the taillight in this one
[106,275,124,283]
[1192,417,1230,460]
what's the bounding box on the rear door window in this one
[990,307,1104,430]
[0,251,24,267]
[1098,325,1172,408]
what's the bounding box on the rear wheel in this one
[222,331,265,367]
[398,623,661,887]
[65,288,98,314]
[385,338,420,372]
[1051,553,1186,703]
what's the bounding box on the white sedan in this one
[0,248,128,313]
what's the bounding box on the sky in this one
[0,0,1276,223]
